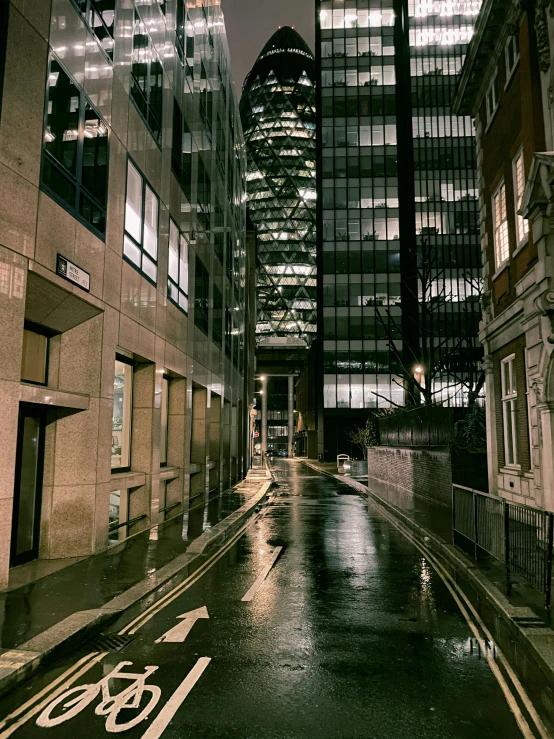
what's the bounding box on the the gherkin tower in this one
[240,27,317,346]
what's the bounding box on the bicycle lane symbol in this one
[35,658,211,736]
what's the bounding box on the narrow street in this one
[0,461,538,739]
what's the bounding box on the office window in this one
[130,9,163,146]
[112,359,133,470]
[213,284,223,347]
[160,375,169,467]
[485,74,499,124]
[492,181,509,267]
[168,219,189,312]
[175,0,185,60]
[512,149,529,245]
[21,326,49,385]
[171,100,193,199]
[194,257,209,334]
[124,159,159,283]
[73,0,115,60]
[505,34,519,80]
[225,307,232,358]
[42,58,108,236]
[501,355,518,466]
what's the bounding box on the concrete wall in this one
[367,446,452,507]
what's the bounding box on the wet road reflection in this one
[0,460,532,739]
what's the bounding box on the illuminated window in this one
[492,180,509,267]
[124,159,159,283]
[42,57,108,237]
[512,148,529,245]
[112,358,133,471]
[501,355,518,466]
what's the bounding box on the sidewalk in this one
[0,467,272,695]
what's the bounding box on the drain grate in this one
[92,634,137,652]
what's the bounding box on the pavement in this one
[0,459,549,738]
[0,467,272,698]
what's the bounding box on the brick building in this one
[454,0,554,509]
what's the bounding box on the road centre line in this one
[140,658,211,739]
[241,547,283,602]
[122,514,261,635]
[374,504,549,739]
[0,652,107,739]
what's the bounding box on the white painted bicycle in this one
[36,661,162,733]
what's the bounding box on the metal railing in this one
[453,484,554,609]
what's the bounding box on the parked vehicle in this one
[278,450,288,457]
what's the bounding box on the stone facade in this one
[0,0,252,588]
[454,0,554,510]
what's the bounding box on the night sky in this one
[221,0,315,94]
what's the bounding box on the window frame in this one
[194,256,210,335]
[108,486,146,544]
[160,374,169,467]
[485,73,499,125]
[500,354,519,467]
[130,7,163,148]
[123,157,159,286]
[112,355,134,473]
[504,34,519,83]
[512,147,529,247]
[70,0,115,62]
[20,321,56,387]
[41,55,109,239]
[492,179,509,268]
[168,218,189,314]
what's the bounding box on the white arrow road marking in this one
[154,607,209,644]
[241,546,283,602]
[140,658,211,739]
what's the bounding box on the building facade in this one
[316,0,483,459]
[0,0,250,588]
[240,26,317,456]
[454,0,554,510]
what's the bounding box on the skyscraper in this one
[316,0,483,458]
[241,27,317,346]
[241,27,317,455]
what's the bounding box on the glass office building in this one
[241,27,317,345]
[317,0,482,444]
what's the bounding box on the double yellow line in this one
[371,502,550,739]
[120,514,260,635]
[0,653,107,739]
[0,511,263,737]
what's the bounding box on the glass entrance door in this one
[11,406,45,566]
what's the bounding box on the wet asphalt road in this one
[0,461,528,739]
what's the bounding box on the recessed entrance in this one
[10,405,45,567]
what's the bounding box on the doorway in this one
[10,405,45,566]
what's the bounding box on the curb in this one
[302,461,554,694]
[0,480,273,699]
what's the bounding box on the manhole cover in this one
[92,634,137,652]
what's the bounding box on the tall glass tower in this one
[241,27,317,347]
[316,0,483,457]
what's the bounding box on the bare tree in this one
[374,238,484,408]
